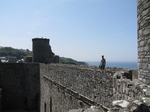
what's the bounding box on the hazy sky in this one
[0,0,137,62]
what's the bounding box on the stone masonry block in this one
[142,8,150,17]
[140,40,145,46]
[142,97,150,106]
[143,29,150,36]
[144,46,149,51]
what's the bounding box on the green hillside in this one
[0,47,87,65]
[59,57,87,65]
[0,47,32,59]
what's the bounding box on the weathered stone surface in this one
[142,97,150,106]
[68,106,107,112]
[110,100,150,112]
[40,64,117,112]
[138,0,150,84]
[112,100,130,108]
[68,109,84,112]
[84,106,105,112]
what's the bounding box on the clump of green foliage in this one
[0,47,32,59]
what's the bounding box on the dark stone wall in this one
[0,88,2,112]
[0,63,40,111]
[32,38,51,64]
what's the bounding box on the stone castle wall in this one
[0,88,2,112]
[0,63,40,111]
[0,63,121,112]
[40,64,131,112]
[0,62,122,112]
[138,0,150,84]
[0,63,145,112]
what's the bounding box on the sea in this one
[87,61,138,69]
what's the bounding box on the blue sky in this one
[0,0,137,62]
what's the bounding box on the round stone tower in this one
[138,0,150,84]
[32,38,50,64]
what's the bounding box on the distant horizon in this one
[87,61,138,69]
[0,46,138,62]
[86,61,138,63]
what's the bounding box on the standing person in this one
[99,55,106,70]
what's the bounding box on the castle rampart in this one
[1,63,123,112]
[40,64,137,112]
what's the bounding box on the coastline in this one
[87,61,138,69]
